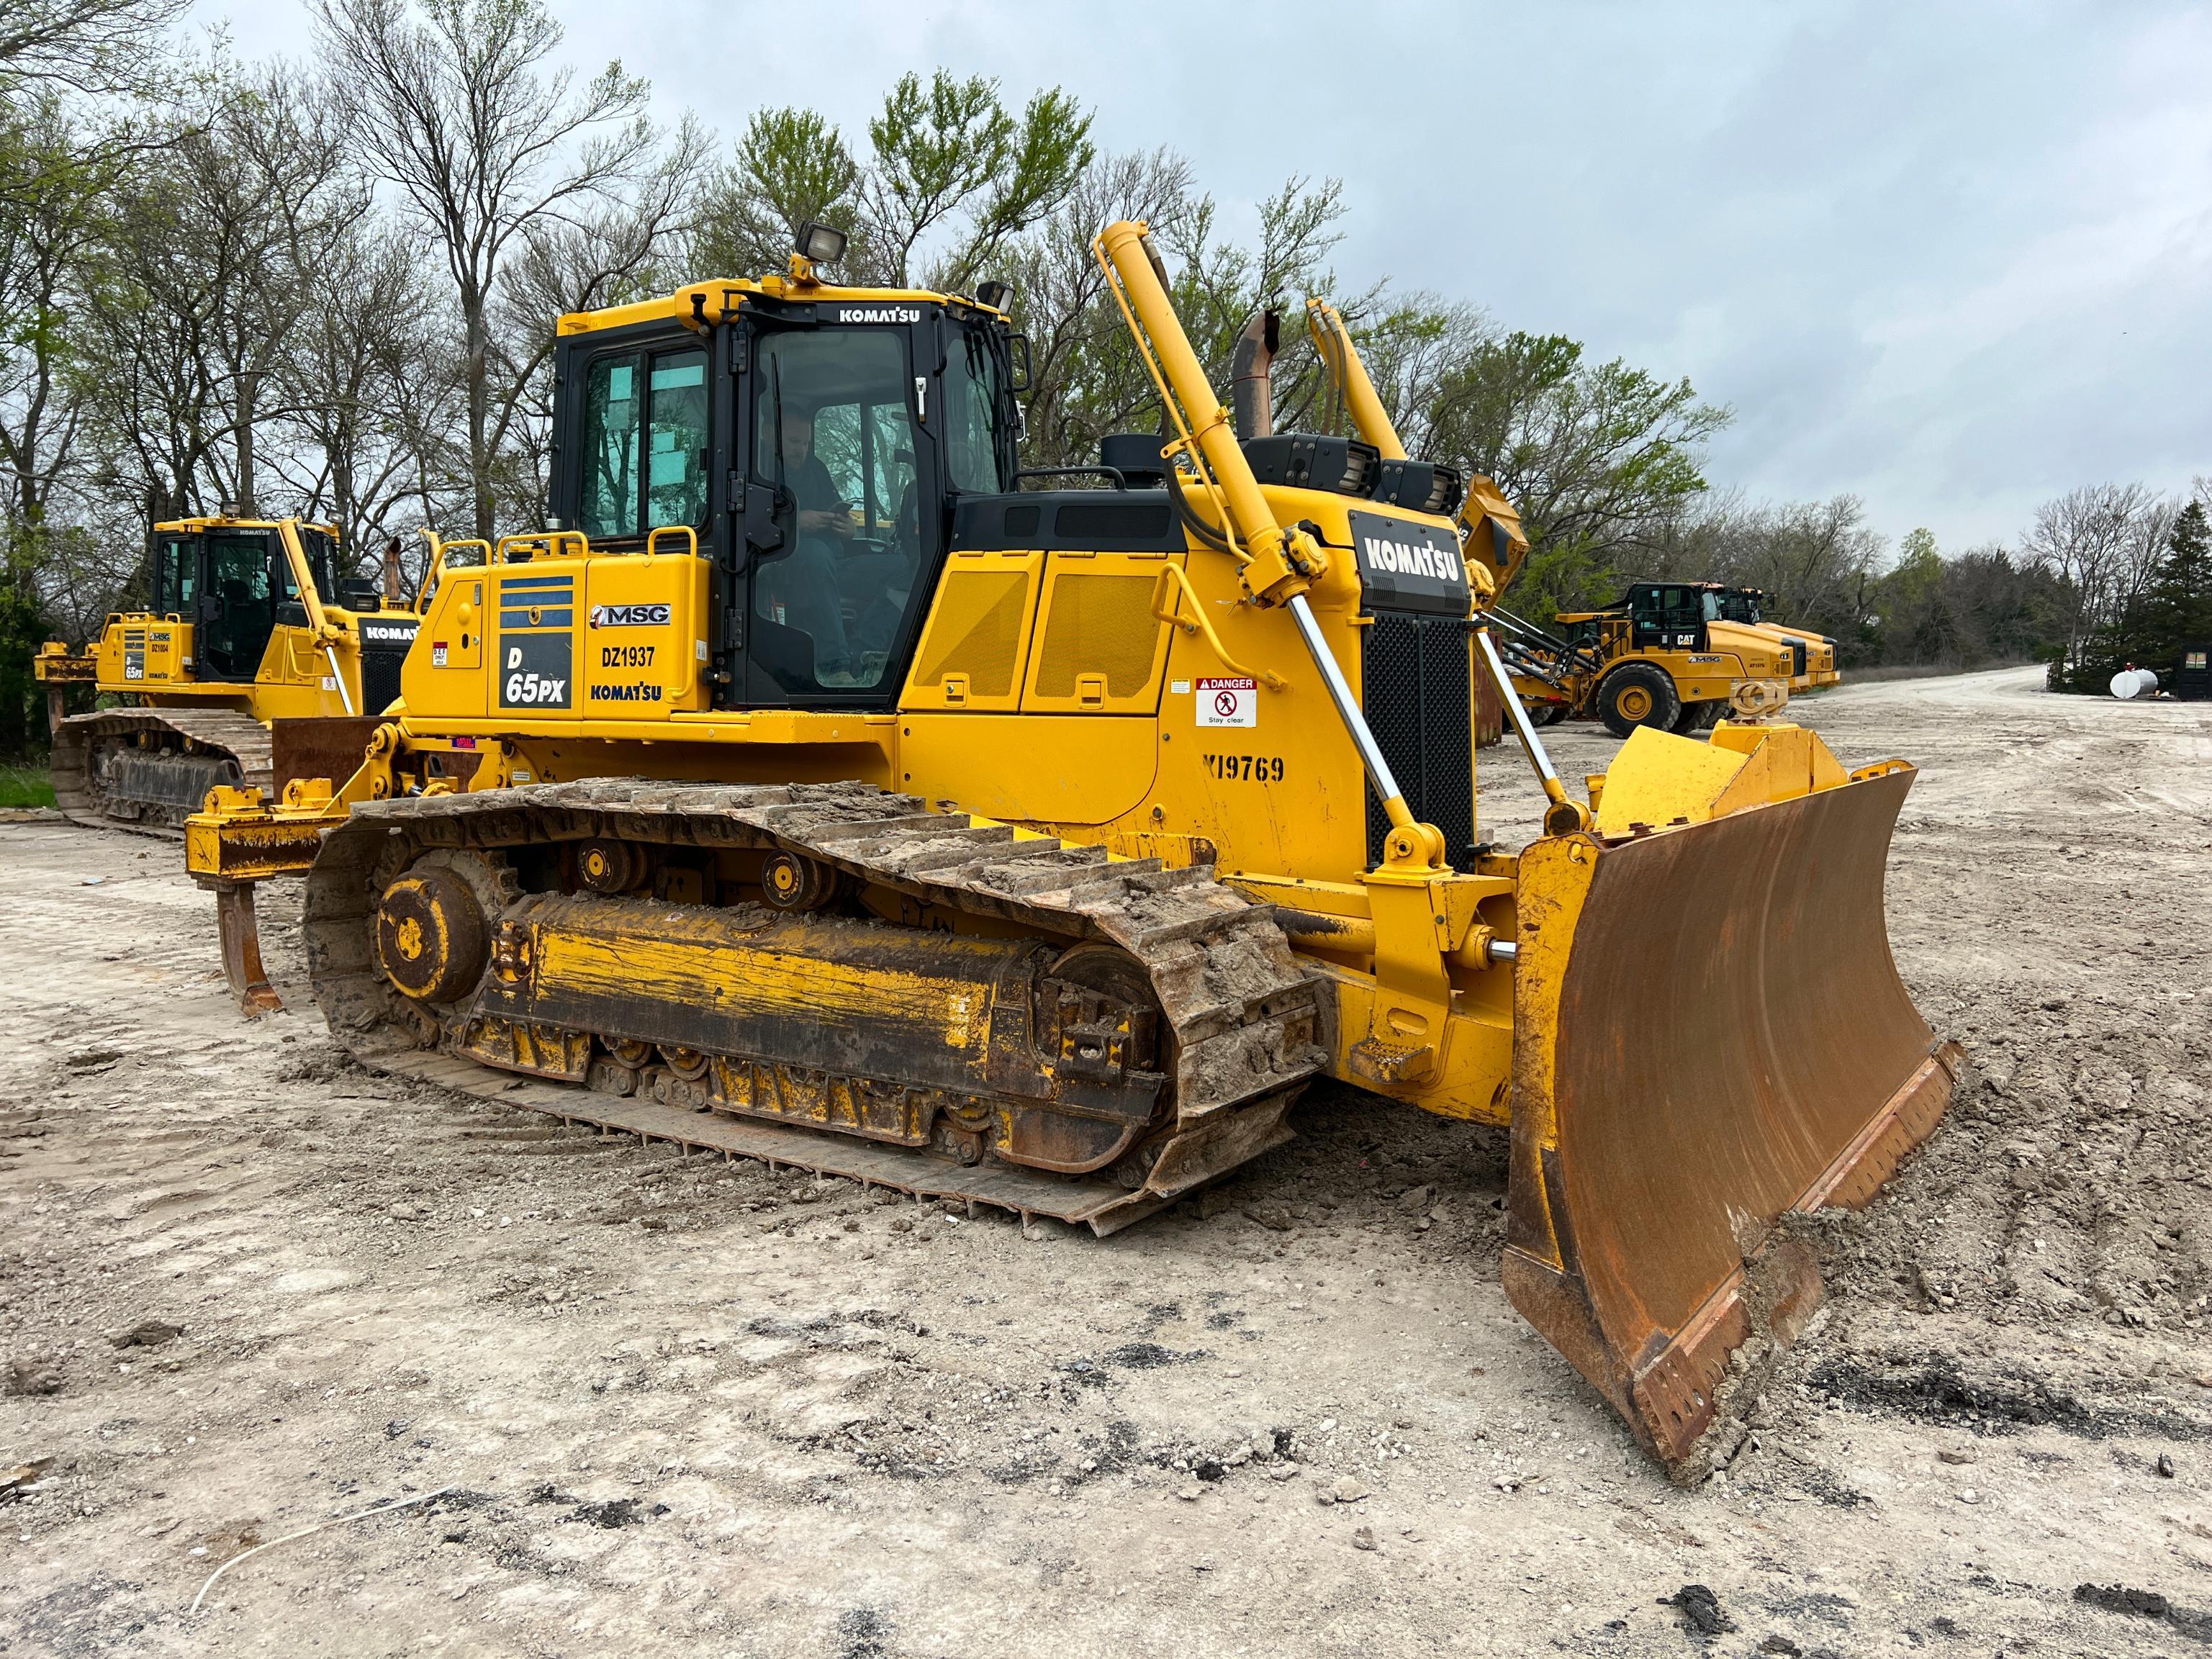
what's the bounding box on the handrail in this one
[1015,466,1128,491]
[495,530,589,564]
[645,525,700,558]
[1149,565,1286,689]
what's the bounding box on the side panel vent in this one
[913,568,1032,699]
[360,646,407,714]
[1033,574,1161,698]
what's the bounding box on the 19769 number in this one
[1205,754,1283,781]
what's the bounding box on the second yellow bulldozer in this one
[37,515,417,832]
[185,222,1957,1479]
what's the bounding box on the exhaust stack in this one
[1230,309,1279,440]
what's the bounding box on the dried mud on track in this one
[3,666,2209,1657]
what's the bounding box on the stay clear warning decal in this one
[1196,676,1257,728]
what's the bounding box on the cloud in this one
[190,0,2211,553]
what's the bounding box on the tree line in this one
[0,0,2198,751]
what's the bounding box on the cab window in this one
[579,358,640,538]
[297,528,338,599]
[943,325,1008,494]
[156,537,198,613]
[750,327,924,696]
[579,346,708,539]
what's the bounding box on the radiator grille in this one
[1362,613,1476,867]
[361,645,407,714]
[1033,574,1160,697]
[913,569,1031,697]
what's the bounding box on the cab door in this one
[199,529,279,681]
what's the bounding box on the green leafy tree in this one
[2132,499,2212,669]
[1417,331,1728,615]
[692,71,1093,294]
[689,108,861,279]
[1873,527,1950,662]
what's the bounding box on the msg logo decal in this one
[589,603,670,628]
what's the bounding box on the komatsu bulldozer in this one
[37,516,418,831]
[184,222,1958,1478]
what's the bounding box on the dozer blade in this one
[1504,764,1962,1480]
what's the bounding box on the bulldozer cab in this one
[551,297,1016,711]
[173,525,280,681]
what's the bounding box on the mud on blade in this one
[1504,765,1962,1479]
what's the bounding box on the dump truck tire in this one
[1669,698,1719,733]
[1597,664,1679,737]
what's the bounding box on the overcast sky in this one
[191,0,2211,559]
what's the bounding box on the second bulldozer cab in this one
[97,517,417,714]
[149,519,357,681]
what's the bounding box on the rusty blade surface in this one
[1504,767,1959,1477]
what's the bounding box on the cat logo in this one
[589,603,672,628]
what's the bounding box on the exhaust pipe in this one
[1229,309,1279,440]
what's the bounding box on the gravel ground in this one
[2,664,2208,1657]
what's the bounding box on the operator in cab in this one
[758,400,857,681]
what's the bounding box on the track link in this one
[304,779,1332,1233]
[53,708,271,836]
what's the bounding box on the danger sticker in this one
[1196,676,1257,728]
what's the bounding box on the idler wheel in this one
[376,865,490,1003]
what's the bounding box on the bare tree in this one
[0,0,186,94]
[317,0,698,538]
[2020,482,2175,668]
[76,62,361,520]
[271,222,465,571]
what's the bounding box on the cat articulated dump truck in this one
[37,517,418,831]
[1713,586,1841,692]
[1491,581,1799,736]
[186,222,1958,1478]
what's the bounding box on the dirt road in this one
[4,666,2208,1656]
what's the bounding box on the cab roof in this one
[557,271,1012,337]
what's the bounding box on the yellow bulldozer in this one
[182,221,1958,1478]
[35,515,418,831]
